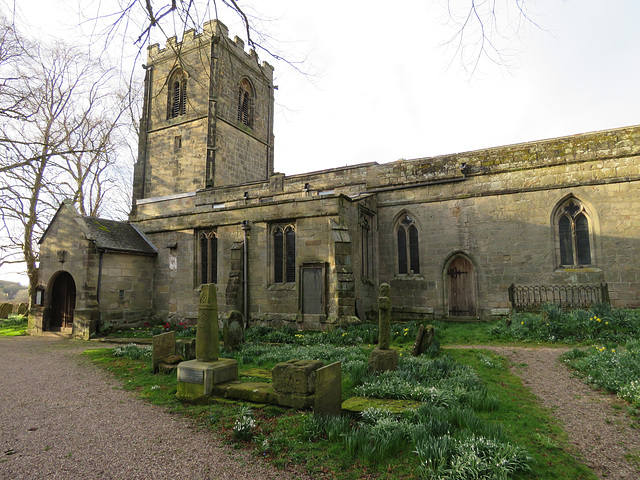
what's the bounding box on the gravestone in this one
[152,331,176,373]
[223,310,244,350]
[368,283,399,373]
[0,303,12,319]
[176,337,196,360]
[176,284,238,401]
[272,359,324,395]
[314,362,342,416]
[17,303,28,315]
[411,324,435,356]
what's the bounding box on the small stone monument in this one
[411,324,435,356]
[367,283,399,373]
[176,284,238,401]
[0,303,12,319]
[223,310,244,351]
[152,331,178,373]
[314,362,343,416]
[272,359,324,395]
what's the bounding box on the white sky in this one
[2,0,639,285]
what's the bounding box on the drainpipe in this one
[241,221,251,329]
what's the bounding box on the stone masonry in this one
[36,20,640,335]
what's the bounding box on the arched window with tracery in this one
[237,78,253,127]
[396,214,420,274]
[198,230,217,284]
[555,198,592,266]
[167,69,187,119]
[273,224,296,283]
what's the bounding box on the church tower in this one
[131,20,275,209]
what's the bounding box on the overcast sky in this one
[2,0,639,284]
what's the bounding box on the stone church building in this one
[31,21,640,338]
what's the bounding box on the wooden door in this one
[447,256,476,317]
[50,272,76,331]
[301,266,324,315]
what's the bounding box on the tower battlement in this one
[147,19,273,76]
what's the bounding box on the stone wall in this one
[133,19,274,204]
[132,125,640,323]
[37,203,98,316]
[36,203,156,335]
[98,252,155,324]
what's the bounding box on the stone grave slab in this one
[314,362,342,416]
[176,358,238,401]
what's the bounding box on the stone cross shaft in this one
[196,283,219,362]
[378,283,391,350]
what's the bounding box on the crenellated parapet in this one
[147,19,273,79]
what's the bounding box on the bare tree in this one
[83,0,542,77]
[442,0,542,75]
[0,34,135,300]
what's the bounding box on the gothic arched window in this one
[167,69,187,119]
[396,214,420,274]
[273,224,295,283]
[198,230,217,284]
[555,199,592,266]
[237,78,253,127]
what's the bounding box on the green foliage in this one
[491,305,640,344]
[82,327,601,480]
[447,348,597,480]
[245,321,430,348]
[112,343,152,360]
[353,354,499,413]
[0,314,28,336]
[233,404,256,441]
[415,434,532,479]
[563,342,640,405]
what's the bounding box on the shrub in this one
[493,306,640,344]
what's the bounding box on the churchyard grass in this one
[0,314,27,336]
[82,324,600,479]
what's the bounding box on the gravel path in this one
[450,346,640,480]
[0,336,308,480]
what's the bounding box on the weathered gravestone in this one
[314,362,342,416]
[17,303,28,315]
[0,303,12,319]
[176,284,238,401]
[272,359,324,395]
[411,324,435,356]
[367,283,399,373]
[223,310,244,351]
[152,331,179,373]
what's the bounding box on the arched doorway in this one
[445,255,477,317]
[49,272,76,331]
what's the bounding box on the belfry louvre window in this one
[198,230,217,284]
[168,70,187,119]
[557,200,592,266]
[237,78,253,127]
[397,214,420,274]
[273,225,295,283]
